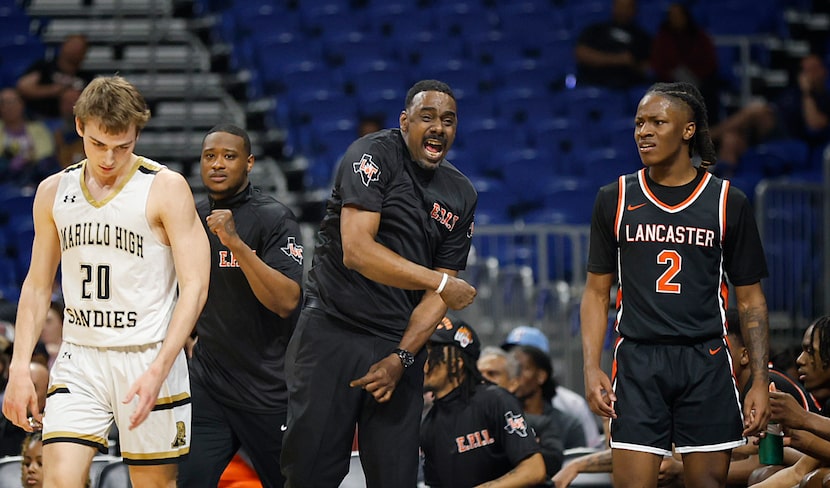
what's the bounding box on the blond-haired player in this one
[2,75,209,488]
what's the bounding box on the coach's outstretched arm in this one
[342,204,476,403]
[340,204,475,310]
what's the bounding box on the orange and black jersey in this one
[420,384,541,487]
[307,129,477,341]
[587,168,767,342]
[191,184,304,413]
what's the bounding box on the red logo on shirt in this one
[455,429,495,453]
[503,411,529,438]
[218,250,240,267]
[431,203,459,231]
[280,236,304,265]
[353,153,380,187]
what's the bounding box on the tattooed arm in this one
[735,283,771,437]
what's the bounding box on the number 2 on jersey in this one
[81,263,111,300]
[656,250,681,294]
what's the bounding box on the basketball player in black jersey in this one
[581,81,771,487]
[280,80,477,487]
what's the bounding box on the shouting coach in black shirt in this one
[281,80,477,487]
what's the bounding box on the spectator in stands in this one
[53,87,84,169]
[357,114,384,138]
[574,0,652,89]
[0,88,58,187]
[16,34,92,121]
[477,346,519,391]
[511,345,586,451]
[20,431,92,488]
[711,53,830,173]
[502,325,603,448]
[650,3,721,123]
[477,345,566,477]
[420,316,546,487]
[21,431,43,488]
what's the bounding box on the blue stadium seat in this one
[434,1,494,38]
[322,31,389,67]
[231,3,301,41]
[496,87,555,126]
[536,37,577,81]
[367,2,431,40]
[417,59,485,102]
[0,38,44,83]
[740,139,811,177]
[520,183,597,225]
[0,10,34,43]
[466,30,526,67]
[345,59,408,100]
[470,176,514,225]
[562,87,628,126]
[308,118,357,163]
[497,58,557,95]
[532,118,586,173]
[279,60,341,97]
[457,117,522,176]
[395,30,466,69]
[576,147,639,185]
[499,8,570,42]
[500,147,557,202]
[254,41,325,93]
[568,1,611,35]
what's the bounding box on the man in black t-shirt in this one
[421,316,546,487]
[16,34,93,120]
[280,80,477,488]
[178,125,304,488]
[574,0,652,89]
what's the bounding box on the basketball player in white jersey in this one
[2,75,210,488]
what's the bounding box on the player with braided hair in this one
[581,81,771,487]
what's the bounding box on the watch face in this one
[397,349,414,368]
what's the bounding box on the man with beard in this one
[281,80,478,487]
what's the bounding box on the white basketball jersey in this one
[53,158,177,347]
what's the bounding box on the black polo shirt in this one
[191,184,304,413]
[421,384,541,487]
[307,128,477,340]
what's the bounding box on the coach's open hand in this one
[438,275,476,310]
[349,354,404,403]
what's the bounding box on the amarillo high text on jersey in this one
[52,159,178,347]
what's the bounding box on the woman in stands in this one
[21,431,43,488]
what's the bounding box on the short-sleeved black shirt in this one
[191,184,304,413]
[587,168,768,341]
[22,59,94,119]
[307,129,477,340]
[421,384,541,487]
[576,21,652,88]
